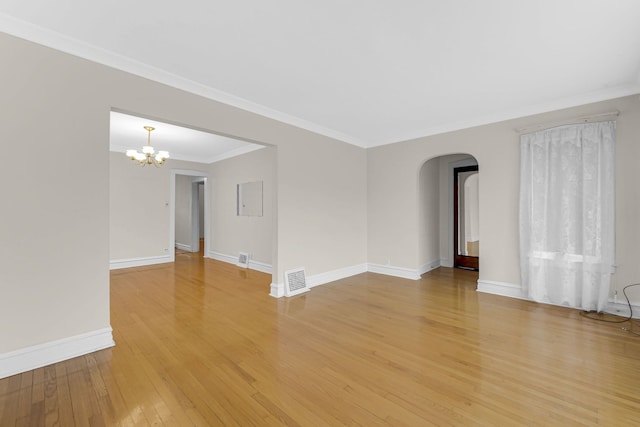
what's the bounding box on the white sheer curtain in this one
[519,121,615,312]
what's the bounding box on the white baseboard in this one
[270,282,285,298]
[307,263,368,288]
[0,327,115,379]
[110,255,173,270]
[605,300,640,319]
[477,280,640,318]
[418,259,441,276]
[269,263,368,298]
[269,261,445,298]
[207,251,273,274]
[208,251,237,264]
[175,243,192,252]
[367,263,421,280]
[477,280,527,299]
[270,261,434,298]
[249,259,273,274]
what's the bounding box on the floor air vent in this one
[237,252,250,268]
[284,268,309,297]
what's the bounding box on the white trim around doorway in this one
[170,169,211,262]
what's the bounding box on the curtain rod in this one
[515,110,619,134]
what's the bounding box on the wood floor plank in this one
[42,365,60,427]
[16,370,33,422]
[53,363,75,427]
[2,251,640,426]
[0,387,20,426]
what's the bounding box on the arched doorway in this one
[417,154,479,273]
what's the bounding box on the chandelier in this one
[125,126,170,167]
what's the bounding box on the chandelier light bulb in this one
[125,125,170,167]
[155,151,170,164]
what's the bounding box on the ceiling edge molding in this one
[4,13,639,151]
[205,144,266,164]
[370,82,640,148]
[0,13,367,148]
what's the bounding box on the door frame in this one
[190,179,205,252]
[444,157,478,267]
[170,169,210,261]
[453,165,479,270]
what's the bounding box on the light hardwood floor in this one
[1,250,639,426]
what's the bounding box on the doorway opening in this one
[417,154,478,275]
[191,179,205,254]
[453,165,479,271]
[171,169,210,261]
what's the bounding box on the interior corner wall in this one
[367,146,420,269]
[208,146,275,267]
[276,138,368,281]
[610,95,640,306]
[367,94,640,306]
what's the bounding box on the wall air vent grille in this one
[284,268,309,297]
[237,252,250,268]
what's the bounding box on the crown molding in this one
[372,82,640,148]
[205,144,266,164]
[3,12,639,150]
[0,13,367,148]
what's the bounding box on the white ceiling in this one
[109,111,264,164]
[2,1,640,148]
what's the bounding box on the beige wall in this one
[277,138,368,277]
[1,35,110,352]
[611,96,640,305]
[417,158,440,269]
[1,33,368,355]
[109,152,208,261]
[368,95,640,305]
[112,146,275,266]
[209,146,275,265]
